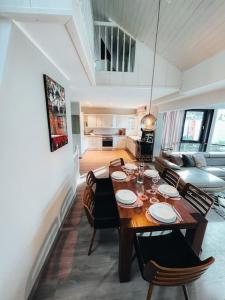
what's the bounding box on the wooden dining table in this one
[109,165,208,283]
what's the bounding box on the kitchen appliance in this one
[137,130,155,162]
[102,136,113,148]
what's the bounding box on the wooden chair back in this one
[82,187,95,227]
[162,168,180,188]
[86,171,96,188]
[110,158,125,167]
[143,257,214,287]
[181,183,214,217]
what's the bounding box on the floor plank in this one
[31,151,225,300]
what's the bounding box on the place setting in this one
[115,189,144,208]
[145,202,183,224]
[157,184,181,201]
[122,163,138,180]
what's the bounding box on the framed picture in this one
[43,74,68,152]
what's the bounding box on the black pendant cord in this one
[149,0,161,114]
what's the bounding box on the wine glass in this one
[152,175,160,191]
[136,183,145,197]
[162,192,169,203]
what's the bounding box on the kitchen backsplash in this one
[85,128,126,135]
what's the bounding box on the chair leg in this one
[182,285,189,300]
[88,229,96,256]
[146,284,154,300]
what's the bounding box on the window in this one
[180,109,214,152]
[182,111,204,141]
[208,109,225,152]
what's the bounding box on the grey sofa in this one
[155,152,225,193]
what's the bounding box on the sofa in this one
[155,152,225,193]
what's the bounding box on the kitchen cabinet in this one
[113,136,127,149]
[87,115,97,127]
[84,136,102,150]
[84,114,137,131]
[101,115,115,128]
[115,115,128,128]
[126,137,137,157]
[86,114,115,128]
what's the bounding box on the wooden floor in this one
[31,150,225,300]
[79,149,135,175]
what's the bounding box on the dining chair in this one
[86,170,114,198]
[82,186,119,255]
[110,157,125,167]
[181,183,214,217]
[162,167,180,188]
[134,230,214,300]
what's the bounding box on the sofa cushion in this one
[160,158,181,170]
[176,168,225,189]
[201,166,225,178]
[193,153,207,168]
[169,154,184,167]
[205,157,225,166]
[182,154,195,167]
[209,152,225,158]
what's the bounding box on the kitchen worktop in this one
[84,134,127,137]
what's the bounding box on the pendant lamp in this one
[141,0,161,130]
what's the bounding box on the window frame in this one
[180,109,214,152]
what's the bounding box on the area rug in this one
[210,191,225,219]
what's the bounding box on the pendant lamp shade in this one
[141,113,157,131]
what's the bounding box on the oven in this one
[102,136,113,148]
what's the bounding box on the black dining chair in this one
[134,230,214,300]
[110,157,125,167]
[162,167,180,188]
[86,170,114,199]
[181,183,214,217]
[82,186,119,255]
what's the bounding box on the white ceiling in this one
[19,21,90,88]
[92,0,225,70]
[72,85,178,108]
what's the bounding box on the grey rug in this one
[210,191,225,219]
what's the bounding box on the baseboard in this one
[27,192,76,300]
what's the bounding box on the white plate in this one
[148,203,176,223]
[124,163,137,170]
[115,189,137,205]
[111,171,126,180]
[144,169,159,178]
[158,184,179,197]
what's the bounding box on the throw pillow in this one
[193,153,207,168]
[161,151,172,158]
[169,154,184,167]
[161,158,181,170]
[182,154,195,167]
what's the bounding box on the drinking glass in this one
[136,183,145,197]
[136,166,144,184]
[152,175,160,191]
[162,192,169,203]
[149,196,159,204]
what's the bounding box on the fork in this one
[172,206,183,222]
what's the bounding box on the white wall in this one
[96,41,181,89]
[0,18,11,86]
[157,89,225,113]
[0,22,76,300]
